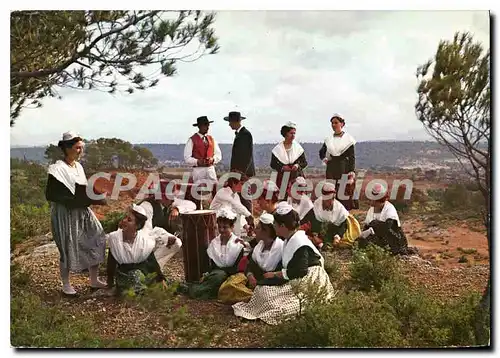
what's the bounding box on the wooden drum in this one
[180,209,217,282]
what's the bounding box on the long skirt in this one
[218,273,253,304]
[187,269,228,300]
[50,202,106,272]
[232,265,336,325]
[337,215,362,247]
[116,253,164,295]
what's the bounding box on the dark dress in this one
[270,142,308,194]
[106,251,165,294]
[358,219,412,255]
[187,249,244,300]
[319,135,358,210]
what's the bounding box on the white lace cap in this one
[263,180,279,192]
[132,203,147,217]
[284,121,297,128]
[216,207,237,220]
[295,176,307,186]
[259,212,274,225]
[322,182,336,193]
[275,201,293,215]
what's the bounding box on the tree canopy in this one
[415,31,491,344]
[415,32,490,213]
[10,10,219,124]
[44,137,158,170]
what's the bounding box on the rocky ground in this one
[11,171,490,347]
[11,214,489,347]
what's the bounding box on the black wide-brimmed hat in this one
[193,116,214,127]
[224,111,246,121]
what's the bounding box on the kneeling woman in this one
[233,202,336,325]
[358,183,414,255]
[106,204,166,295]
[182,208,245,300]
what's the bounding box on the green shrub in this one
[100,210,126,233]
[348,244,401,292]
[10,203,51,249]
[11,291,102,348]
[267,267,485,348]
[266,290,405,348]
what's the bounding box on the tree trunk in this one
[474,204,491,346]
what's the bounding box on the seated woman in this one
[287,176,315,225]
[358,183,415,255]
[180,207,245,300]
[106,204,166,295]
[232,202,336,325]
[250,180,281,249]
[210,176,254,236]
[304,182,350,248]
[246,213,284,288]
[138,181,192,271]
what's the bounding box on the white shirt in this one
[183,132,222,167]
[210,187,251,217]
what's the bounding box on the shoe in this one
[62,284,77,295]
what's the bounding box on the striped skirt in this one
[50,202,106,272]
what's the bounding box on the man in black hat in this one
[184,116,222,185]
[224,111,255,213]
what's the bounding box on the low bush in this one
[266,244,488,348]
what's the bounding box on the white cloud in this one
[10,10,490,146]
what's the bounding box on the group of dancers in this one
[44,112,414,324]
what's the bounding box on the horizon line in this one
[10,139,438,148]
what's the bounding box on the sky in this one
[10,10,490,147]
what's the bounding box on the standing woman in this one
[319,114,358,210]
[270,122,307,195]
[45,131,107,295]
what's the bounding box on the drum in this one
[180,183,214,210]
[180,209,217,282]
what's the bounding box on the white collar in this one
[47,160,87,194]
[313,197,349,226]
[324,131,356,157]
[236,126,244,134]
[289,195,314,220]
[272,141,304,164]
[365,201,401,227]
[107,229,156,265]
[207,233,243,268]
[251,238,284,272]
[282,230,323,268]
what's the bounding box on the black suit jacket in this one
[230,126,255,177]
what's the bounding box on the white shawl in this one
[313,197,349,226]
[47,160,87,194]
[107,229,157,265]
[324,132,356,157]
[251,238,284,272]
[207,233,244,268]
[272,141,304,165]
[365,201,401,227]
[282,230,323,269]
[289,195,314,221]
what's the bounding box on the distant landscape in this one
[11,140,460,171]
